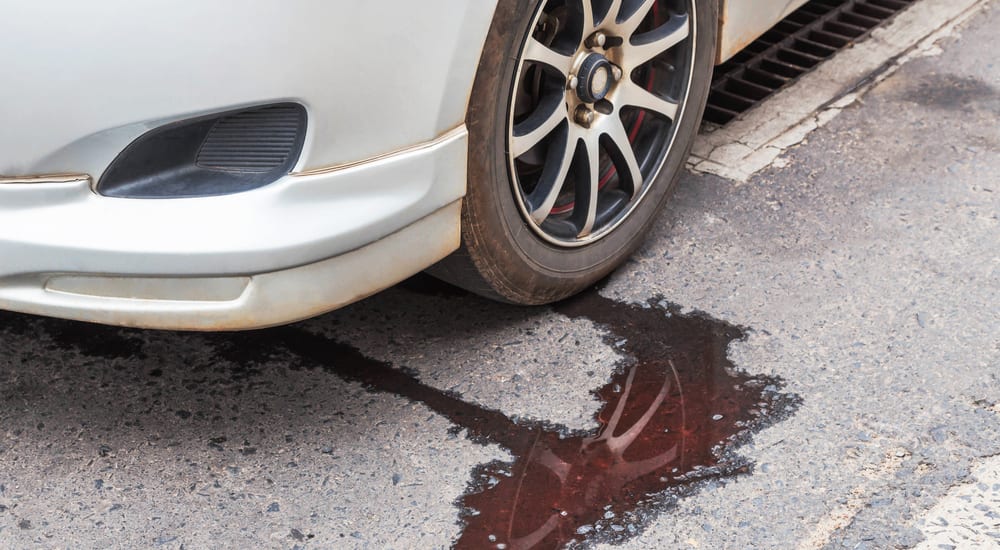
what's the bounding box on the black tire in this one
[431,0,717,304]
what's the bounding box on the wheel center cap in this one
[576,53,614,104]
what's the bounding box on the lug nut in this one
[574,106,595,128]
[568,76,579,90]
[611,65,623,82]
[586,32,607,49]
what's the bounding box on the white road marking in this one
[914,455,1000,549]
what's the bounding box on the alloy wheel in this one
[508,0,697,246]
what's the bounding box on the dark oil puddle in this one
[451,294,796,549]
[0,310,145,360]
[1,284,799,549]
[262,291,797,549]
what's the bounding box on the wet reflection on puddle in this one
[268,289,798,549]
[456,294,795,549]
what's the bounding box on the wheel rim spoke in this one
[624,14,690,70]
[617,0,658,37]
[603,115,644,200]
[600,0,624,26]
[512,92,568,157]
[527,128,578,224]
[615,81,678,120]
[523,36,575,78]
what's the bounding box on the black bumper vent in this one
[98,103,307,199]
[196,106,304,173]
[705,0,917,126]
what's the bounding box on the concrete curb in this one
[688,0,992,182]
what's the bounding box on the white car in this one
[0,0,807,330]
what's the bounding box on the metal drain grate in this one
[704,0,917,126]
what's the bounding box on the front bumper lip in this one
[0,201,461,331]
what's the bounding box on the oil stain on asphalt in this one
[247,287,798,549]
[0,284,799,549]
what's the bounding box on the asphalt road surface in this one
[1,4,998,549]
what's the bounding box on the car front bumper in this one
[0,130,466,330]
[0,2,499,329]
